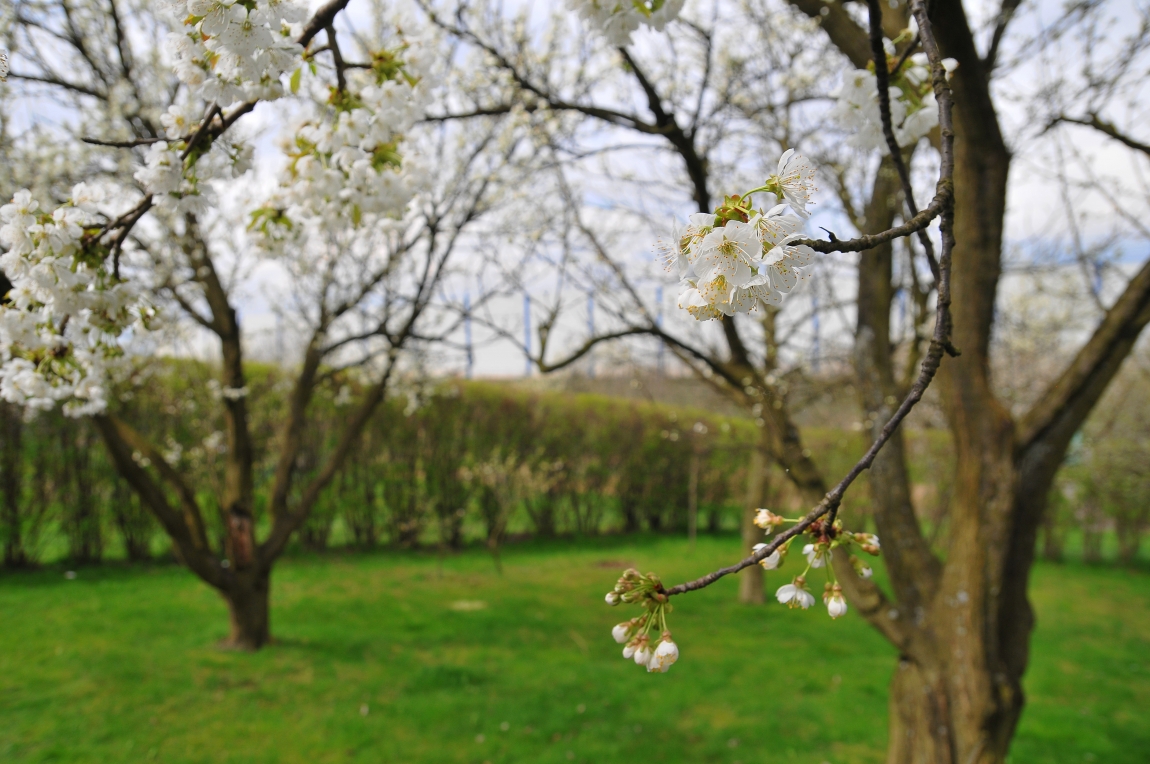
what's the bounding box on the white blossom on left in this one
[0,186,149,415]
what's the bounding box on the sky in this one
[5,0,1148,381]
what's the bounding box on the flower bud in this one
[850,555,873,579]
[633,636,652,667]
[802,542,828,568]
[825,583,847,619]
[753,508,785,530]
[605,591,621,606]
[612,622,632,644]
[648,636,679,673]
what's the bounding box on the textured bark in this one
[1,403,25,567]
[221,572,271,651]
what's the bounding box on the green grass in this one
[1,535,1147,764]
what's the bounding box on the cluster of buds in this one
[605,569,679,673]
[748,511,883,619]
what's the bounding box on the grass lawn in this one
[1,534,1147,763]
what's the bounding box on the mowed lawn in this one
[1,535,1147,764]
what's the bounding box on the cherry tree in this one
[0,0,535,648]
[426,0,1150,761]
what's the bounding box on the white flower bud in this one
[648,636,679,673]
[611,623,631,644]
[605,592,621,606]
[803,543,828,568]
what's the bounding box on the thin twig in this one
[82,136,165,147]
[890,34,920,77]
[180,102,220,161]
[867,0,940,282]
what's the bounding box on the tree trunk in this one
[1081,500,1104,563]
[1114,515,1141,565]
[1040,507,1064,562]
[221,573,271,651]
[739,448,769,604]
[1,403,24,567]
[886,651,1022,764]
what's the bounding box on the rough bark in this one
[1,403,25,567]
[220,572,272,651]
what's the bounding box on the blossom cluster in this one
[163,0,306,107]
[571,0,685,47]
[250,45,432,251]
[0,0,318,415]
[605,569,680,673]
[0,187,149,416]
[751,509,881,619]
[830,44,957,155]
[134,0,309,211]
[135,133,255,215]
[670,150,818,321]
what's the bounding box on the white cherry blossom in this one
[753,508,786,531]
[753,543,782,570]
[572,0,686,47]
[803,542,829,568]
[776,577,815,609]
[693,220,758,289]
[768,149,817,218]
[648,637,679,673]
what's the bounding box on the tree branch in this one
[298,0,352,47]
[786,0,873,69]
[1052,114,1150,158]
[92,415,220,587]
[983,0,1024,76]
[867,0,940,281]
[1017,256,1150,460]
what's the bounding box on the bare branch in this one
[866,0,940,281]
[983,0,1024,76]
[1052,113,1150,158]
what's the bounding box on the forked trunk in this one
[887,652,1022,764]
[221,572,271,651]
